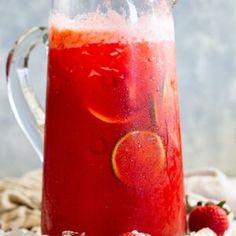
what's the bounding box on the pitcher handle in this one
[6,27,48,161]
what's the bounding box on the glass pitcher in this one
[6,0,185,235]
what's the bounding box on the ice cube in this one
[190,228,216,236]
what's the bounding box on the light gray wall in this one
[0,0,236,177]
[175,0,236,175]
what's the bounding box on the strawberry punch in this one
[42,7,186,236]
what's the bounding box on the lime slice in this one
[112,131,166,188]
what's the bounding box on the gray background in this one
[0,0,236,178]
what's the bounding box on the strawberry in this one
[188,201,230,236]
[120,231,149,236]
[120,233,135,236]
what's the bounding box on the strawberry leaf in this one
[217,201,226,208]
[197,201,203,206]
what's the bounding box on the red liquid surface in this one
[42,27,186,236]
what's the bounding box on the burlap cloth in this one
[0,170,41,230]
[0,168,235,233]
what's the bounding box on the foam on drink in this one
[49,10,175,49]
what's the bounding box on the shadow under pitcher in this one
[6,0,186,235]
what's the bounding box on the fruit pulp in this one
[42,25,186,236]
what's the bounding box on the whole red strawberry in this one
[189,201,229,236]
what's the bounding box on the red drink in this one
[42,13,186,236]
